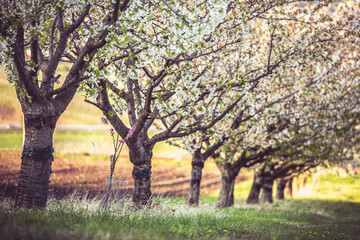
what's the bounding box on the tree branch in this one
[203,139,226,160]
[97,79,129,139]
[46,75,89,97]
[13,26,41,101]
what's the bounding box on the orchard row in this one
[0,0,358,208]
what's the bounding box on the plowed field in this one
[0,150,250,199]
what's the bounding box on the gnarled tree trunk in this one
[246,172,265,204]
[188,149,204,206]
[276,178,287,200]
[15,110,58,208]
[260,176,274,203]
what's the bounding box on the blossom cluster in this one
[125,126,136,141]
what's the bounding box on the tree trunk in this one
[260,176,274,204]
[129,140,153,208]
[188,150,204,206]
[246,172,264,204]
[15,113,57,208]
[285,178,293,197]
[217,174,236,207]
[132,163,152,208]
[276,178,287,200]
[302,176,307,188]
[215,162,239,208]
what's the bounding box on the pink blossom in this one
[125,126,136,140]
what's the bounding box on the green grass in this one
[0,130,23,149]
[308,174,360,203]
[1,174,360,240]
[0,130,112,154]
[0,196,359,240]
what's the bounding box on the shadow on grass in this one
[229,199,360,240]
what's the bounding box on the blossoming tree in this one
[82,0,257,207]
[176,1,360,207]
[217,6,360,206]
[0,0,130,208]
[171,1,360,206]
[80,0,343,208]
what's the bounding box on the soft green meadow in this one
[1,173,360,240]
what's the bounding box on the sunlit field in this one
[0,129,186,158]
[0,65,104,125]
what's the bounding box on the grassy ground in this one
[0,173,359,240]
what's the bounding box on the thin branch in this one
[267,26,276,72]
[97,79,129,139]
[84,99,100,108]
[203,139,226,160]
[49,14,58,59]
[105,78,128,100]
[57,7,64,31]
[160,0,189,26]
[66,5,91,34]
[46,75,89,97]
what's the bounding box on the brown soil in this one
[0,103,15,122]
[0,150,250,199]
[0,102,23,125]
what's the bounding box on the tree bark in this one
[129,139,153,208]
[215,162,239,207]
[276,178,287,200]
[217,174,236,207]
[246,172,264,204]
[285,178,293,197]
[260,176,274,204]
[188,150,204,206]
[15,112,57,208]
[132,163,152,208]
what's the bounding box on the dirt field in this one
[0,150,250,200]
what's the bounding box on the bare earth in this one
[0,150,250,199]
